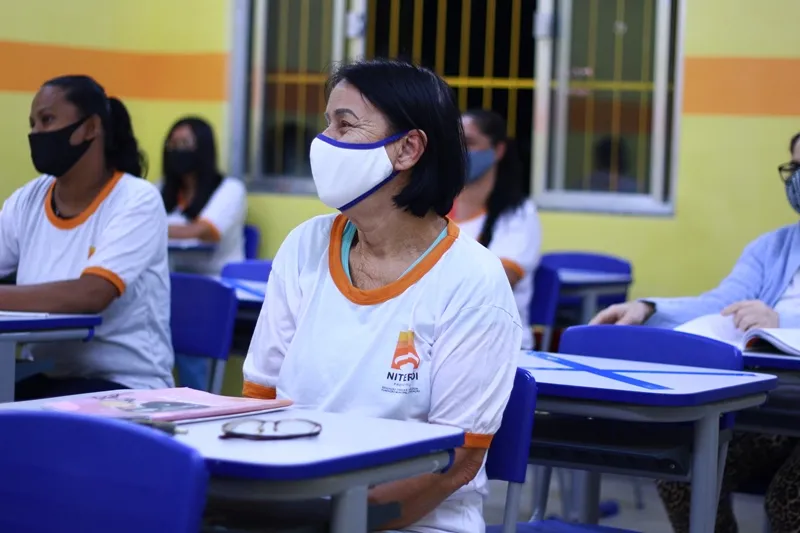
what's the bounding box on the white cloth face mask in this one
[309,132,407,211]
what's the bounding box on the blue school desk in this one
[736,351,800,439]
[3,396,463,533]
[168,239,216,270]
[0,313,102,403]
[519,350,777,533]
[557,269,633,324]
[218,277,266,310]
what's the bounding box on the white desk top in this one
[168,239,215,251]
[743,351,800,372]
[0,398,463,480]
[0,312,101,334]
[557,269,632,286]
[519,350,776,406]
[174,408,462,468]
[216,278,266,304]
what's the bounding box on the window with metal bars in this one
[244,0,683,215]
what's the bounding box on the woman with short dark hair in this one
[241,59,519,533]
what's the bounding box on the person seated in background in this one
[0,75,173,400]
[590,132,800,533]
[452,109,541,349]
[240,59,518,533]
[586,136,638,193]
[160,116,247,391]
[161,116,247,275]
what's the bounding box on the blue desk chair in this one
[530,325,742,527]
[541,252,632,313]
[171,273,238,394]
[221,259,272,282]
[486,368,538,533]
[0,410,207,533]
[485,369,638,533]
[529,264,561,351]
[244,224,261,260]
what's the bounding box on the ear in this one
[494,141,507,162]
[391,129,428,172]
[81,115,102,142]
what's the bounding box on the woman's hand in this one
[722,300,779,331]
[589,301,655,326]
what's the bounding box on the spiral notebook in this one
[675,314,800,357]
[42,387,292,422]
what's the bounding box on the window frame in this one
[232,0,686,213]
[531,0,686,216]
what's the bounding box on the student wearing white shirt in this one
[238,59,519,533]
[0,75,174,400]
[452,110,541,349]
[160,117,247,391]
[591,133,800,533]
[161,117,247,275]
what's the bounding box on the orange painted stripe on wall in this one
[684,57,800,116]
[0,41,226,102]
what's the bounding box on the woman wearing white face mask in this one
[239,59,519,533]
[452,110,541,349]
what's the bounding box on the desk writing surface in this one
[743,351,800,372]
[518,351,776,406]
[0,314,101,334]
[168,239,215,252]
[175,408,463,479]
[216,277,266,305]
[557,269,632,286]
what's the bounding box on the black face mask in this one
[164,150,199,176]
[28,116,93,177]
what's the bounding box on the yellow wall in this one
[248,0,800,300]
[0,0,230,198]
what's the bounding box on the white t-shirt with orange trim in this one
[455,199,541,349]
[243,214,520,533]
[0,172,174,390]
[167,177,247,275]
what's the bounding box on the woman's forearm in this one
[368,448,485,530]
[0,276,118,314]
[168,222,219,242]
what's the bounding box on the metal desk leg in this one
[0,341,15,403]
[571,470,601,524]
[580,291,600,325]
[690,415,720,533]
[331,485,368,533]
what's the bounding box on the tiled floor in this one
[484,472,766,532]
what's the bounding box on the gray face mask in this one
[785,167,800,214]
[465,149,496,184]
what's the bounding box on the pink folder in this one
[43,387,292,422]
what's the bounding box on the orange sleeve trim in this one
[500,258,525,279]
[82,267,126,295]
[197,218,222,242]
[243,380,276,400]
[463,432,494,449]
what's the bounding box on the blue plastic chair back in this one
[221,259,272,282]
[244,224,261,260]
[541,252,631,274]
[541,252,632,310]
[560,325,743,427]
[486,368,537,484]
[171,273,238,361]
[529,264,561,328]
[0,410,207,533]
[559,325,743,371]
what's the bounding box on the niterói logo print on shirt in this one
[382,330,421,395]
